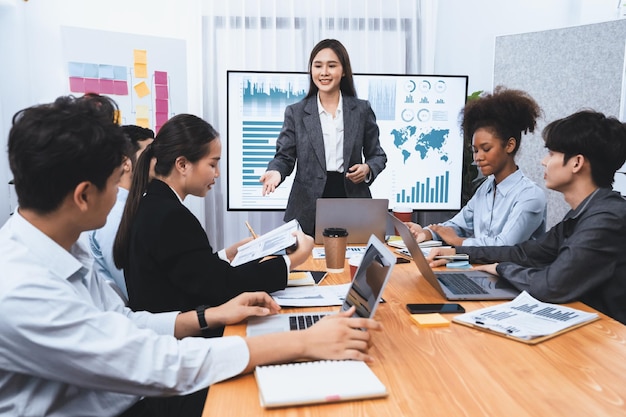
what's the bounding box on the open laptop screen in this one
[342,236,395,318]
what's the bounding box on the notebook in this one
[255,360,387,408]
[246,234,395,336]
[389,213,520,301]
[314,198,388,244]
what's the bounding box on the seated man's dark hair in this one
[121,125,155,163]
[542,109,626,188]
[8,95,129,213]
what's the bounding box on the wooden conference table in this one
[203,251,626,417]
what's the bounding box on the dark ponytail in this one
[113,143,154,270]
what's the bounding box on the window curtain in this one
[202,0,434,249]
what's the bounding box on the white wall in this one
[433,0,620,95]
[0,0,205,225]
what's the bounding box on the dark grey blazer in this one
[267,95,387,235]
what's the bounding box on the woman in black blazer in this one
[114,114,313,335]
[260,39,387,236]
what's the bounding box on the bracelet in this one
[196,305,210,336]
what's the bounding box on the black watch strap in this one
[196,305,210,335]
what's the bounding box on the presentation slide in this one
[227,71,468,211]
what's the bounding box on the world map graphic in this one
[390,126,450,164]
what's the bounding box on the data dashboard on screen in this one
[227,70,468,211]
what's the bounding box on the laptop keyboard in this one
[289,314,328,331]
[438,273,489,295]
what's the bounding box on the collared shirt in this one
[458,187,626,324]
[428,169,546,246]
[89,186,129,299]
[0,211,249,417]
[318,93,344,172]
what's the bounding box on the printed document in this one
[453,291,599,340]
[231,219,300,266]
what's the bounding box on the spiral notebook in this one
[255,360,388,408]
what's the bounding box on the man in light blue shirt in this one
[0,95,381,417]
[89,125,154,301]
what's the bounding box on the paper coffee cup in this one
[323,227,348,273]
[349,254,363,280]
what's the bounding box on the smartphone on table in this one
[406,303,465,314]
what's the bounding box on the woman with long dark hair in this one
[260,39,387,236]
[114,114,313,335]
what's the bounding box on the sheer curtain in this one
[202,0,433,249]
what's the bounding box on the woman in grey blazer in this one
[260,39,387,236]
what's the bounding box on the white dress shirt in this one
[318,93,344,172]
[0,211,249,417]
[427,169,547,246]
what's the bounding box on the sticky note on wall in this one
[134,81,150,98]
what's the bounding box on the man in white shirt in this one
[0,95,381,417]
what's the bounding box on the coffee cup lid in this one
[323,227,348,237]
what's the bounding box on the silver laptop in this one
[314,198,388,244]
[389,213,519,301]
[247,235,395,336]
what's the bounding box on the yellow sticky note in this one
[113,110,121,125]
[136,105,149,119]
[135,118,150,129]
[133,49,147,64]
[134,81,151,98]
[289,272,308,280]
[134,63,148,79]
[410,313,450,327]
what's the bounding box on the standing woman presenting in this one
[260,39,387,236]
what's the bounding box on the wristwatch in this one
[196,305,210,336]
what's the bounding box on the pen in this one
[434,254,469,260]
[245,221,258,239]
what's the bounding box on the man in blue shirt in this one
[88,125,154,301]
[428,110,626,324]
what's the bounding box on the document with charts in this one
[453,291,600,344]
[231,219,300,266]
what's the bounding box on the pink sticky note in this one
[154,71,168,85]
[69,77,85,93]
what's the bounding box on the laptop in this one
[247,234,396,336]
[389,213,519,301]
[314,198,388,244]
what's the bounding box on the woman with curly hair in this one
[407,86,547,246]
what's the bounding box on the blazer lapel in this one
[302,97,326,170]
[342,96,359,165]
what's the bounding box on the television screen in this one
[226,71,468,211]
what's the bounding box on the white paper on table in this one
[454,291,599,340]
[312,246,366,259]
[269,284,351,307]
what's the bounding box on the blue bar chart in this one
[241,120,283,186]
[395,171,450,204]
